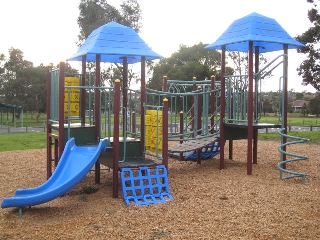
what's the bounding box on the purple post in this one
[162,98,169,169]
[247,41,254,175]
[219,46,226,170]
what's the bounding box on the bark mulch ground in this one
[0,140,319,239]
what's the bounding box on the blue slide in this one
[1,137,107,209]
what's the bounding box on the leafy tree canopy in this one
[4,48,33,73]
[308,93,320,116]
[147,43,234,90]
[77,0,142,44]
[0,48,79,121]
[296,0,320,91]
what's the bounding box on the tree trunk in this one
[36,112,41,122]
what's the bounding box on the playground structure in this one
[46,21,170,201]
[1,13,310,214]
[204,12,309,182]
[147,12,309,182]
[2,22,171,214]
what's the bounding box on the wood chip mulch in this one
[0,140,319,239]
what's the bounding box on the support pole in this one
[210,75,215,133]
[46,65,52,179]
[247,41,254,175]
[140,57,146,155]
[81,55,86,126]
[163,76,167,92]
[197,86,202,164]
[58,61,65,160]
[122,57,128,135]
[179,111,184,161]
[95,54,101,184]
[282,45,289,168]
[192,77,197,138]
[162,98,169,169]
[113,79,121,198]
[253,46,259,164]
[197,86,202,135]
[219,46,226,170]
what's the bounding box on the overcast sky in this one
[0,0,316,92]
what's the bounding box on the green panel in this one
[117,141,141,158]
[98,141,142,168]
[63,126,96,145]
[224,125,248,140]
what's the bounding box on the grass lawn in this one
[0,130,318,153]
[0,132,47,152]
[1,113,319,152]
[259,114,320,126]
[259,130,320,142]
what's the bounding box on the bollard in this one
[310,125,313,131]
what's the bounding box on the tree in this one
[300,102,309,117]
[15,66,47,121]
[295,92,304,100]
[1,48,33,103]
[0,53,7,97]
[147,43,234,113]
[0,48,33,98]
[148,43,233,91]
[296,0,320,91]
[227,51,268,76]
[4,47,33,73]
[77,0,142,44]
[262,98,273,114]
[0,48,50,122]
[308,94,320,116]
[270,92,281,115]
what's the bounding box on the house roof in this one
[292,100,308,107]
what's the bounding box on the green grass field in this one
[259,115,320,126]
[0,130,318,153]
[0,132,47,152]
[2,112,320,128]
[1,113,319,152]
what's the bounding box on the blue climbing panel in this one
[120,165,173,206]
[185,141,220,160]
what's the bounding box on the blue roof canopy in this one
[205,12,305,53]
[67,21,162,64]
